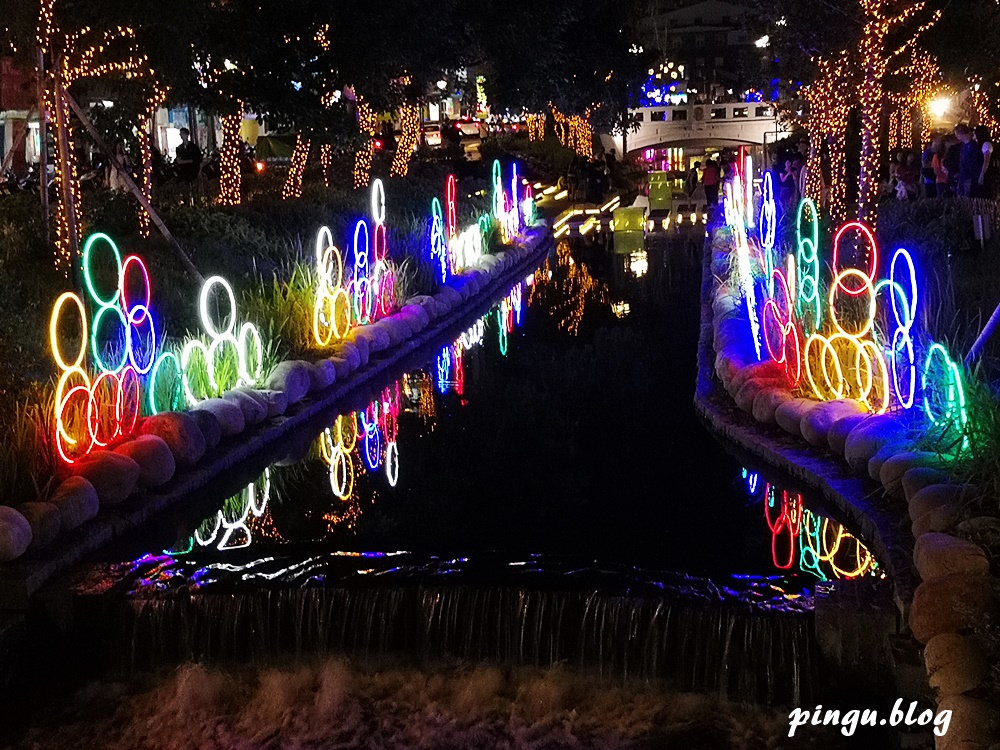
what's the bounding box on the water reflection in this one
[137,241,882,610]
[742,468,884,583]
[165,284,526,557]
[529,240,609,335]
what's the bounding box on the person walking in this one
[701,158,720,207]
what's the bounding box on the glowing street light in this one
[929,95,951,119]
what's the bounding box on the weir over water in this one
[52,232,888,709]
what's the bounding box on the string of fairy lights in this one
[353,97,378,189]
[803,1,941,222]
[138,85,168,237]
[389,78,420,178]
[551,106,594,160]
[282,135,310,200]
[525,113,545,141]
[218,107,243,206]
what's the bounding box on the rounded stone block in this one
[800,399,867,448]
[114,435,176,487]
[934,695,999,750]
[223,389,268,426]
[925,633,988,696]
[752,387,793,425]
[879,452,944,500]
[193,398,245,437]
[438,286,463,307]
[140,411,207,466]
[334,341,362,371]
[16,501,60,551]
[903,467,950,503]
[257,389,288,419]
[0,506,32,562]
[187,408,221,450]
[844,415,908,473]
[909,573,997,644]
[827,413,868,457]
[910,485,973,536]
[303,359,337,392]
[265,360,311,404]
[914,533,989,580]
[48,476,98,531]
[868,442,908,482]
[328,356,353,383]
[366,325,391,352]
[72,451,140,506]
[774,398,818,438]
[729,359,786,393]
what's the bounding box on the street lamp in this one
[929,95,951,120]
[436,80,448,91]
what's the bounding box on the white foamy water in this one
[10,660,854,749]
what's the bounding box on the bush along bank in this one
[0,164,544,571]
[704,169,999,749]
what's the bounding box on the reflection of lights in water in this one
[611,301,631,319]
[170,284,526,555]
[188,469,274,552]
[529,240,609,336]
[629,251,648,278]
[744,467,883,582]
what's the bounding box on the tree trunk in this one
[219,110,242,205]
[52,72,80,272]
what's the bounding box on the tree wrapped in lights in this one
[389,76,420,178]
[353,97,378,190]
[525,113,545,141]
[36,5,152,271]
[551,106,593,159]
[801,0,939,222]
[802,55,851,219]
[218,107,243,206]
[855,0,939,221]
[138,86,167,237]
[282,135,310,200]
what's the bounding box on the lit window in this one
[733,107,749,118]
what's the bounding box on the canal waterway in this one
[44,231,882,702]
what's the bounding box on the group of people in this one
[891,124,996,201]
[684,149,761,207]
[565,155,613,204]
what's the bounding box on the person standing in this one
[701,158,720,206]
[175,127,203,183]
[685,161,701,197]
[944,134,962,196]
[931,136,950,198]
[974,125,994,199]
[955,123,982,198]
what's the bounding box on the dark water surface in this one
[99,234,880,602]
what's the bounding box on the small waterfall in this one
[113,585,815,706]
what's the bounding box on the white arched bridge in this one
[600,103,792,156]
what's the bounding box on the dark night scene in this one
[0,0,998,747]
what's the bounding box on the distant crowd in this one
[893,124,995,201]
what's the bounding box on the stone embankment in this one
[696,226,999,750]
[0,226,551,610]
